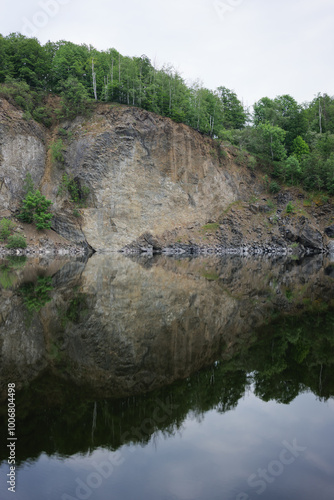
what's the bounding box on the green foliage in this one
[253,95,308,153]
[32,106,52,127]
[235,149,247,166]
[0,256,26,289]
[59,77,92,119]
[19,276,53,313]
[305,93,334,134]
[282,156,302,185]
[1,35,248,135]
[23,173,35,196]
[7,255,27,269]
[0,77,34,111]
[58,174,90,208]
[0,77,52,127]
[0,33,51,89]
[269,181,281,193]
[0,266,16,289]
[247,155,257,170]
[263,174,270,189]
[0,218,16,241]
[61,292,89,327]
[257,123,287,161]
[50,138,65,164]
[0,257,26,289]
[215,86,248,130]
[286,201,295,214]
[315,133,334,158]
[292,135,309,160]
[6,234,27,249]
[324,153,334,195]
[58,127,73,140]
[18,190,53,229]
[300,152,326,192]
[201,271,220,281]
[201,222,220,232]
[267,199,275,210]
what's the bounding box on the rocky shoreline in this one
[120,202,334,257]
[1,237,332,259]
[121,242,327,257]
[0,243,327,259]
[0,243,87,257]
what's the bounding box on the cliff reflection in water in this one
[0,253,334,462]
[0,309,334,464]
[1,253,334,397]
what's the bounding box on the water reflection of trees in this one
[0,309,333,465]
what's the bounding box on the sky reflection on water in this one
[1,391,333,500]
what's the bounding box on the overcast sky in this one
[1,0,333,108]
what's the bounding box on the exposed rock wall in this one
[48,106,256,251]
[0,100,256,250]
[0,99,46,213]
[0,99,332,253]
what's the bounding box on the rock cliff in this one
[0,98,332,253]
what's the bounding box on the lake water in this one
[0,253,334,500]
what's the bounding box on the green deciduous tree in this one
[324,153,334,194]
[18,190,53,230]
[0,218,16,241]
[0,33,51,89]
[6,234,27,249]
[59,77,92,118]
[283,156,302,185]
[216,86,248,130]
[257,123,287,161]
[306,93,334,134]
[254,95,308,153]
[292,135,310,160]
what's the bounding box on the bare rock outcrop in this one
[0,99,332,253]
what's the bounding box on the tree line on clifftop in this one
[1,33,334,194]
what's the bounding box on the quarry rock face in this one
[52,107,252,251]
[0,99,329,253]
[0,99,46,213]
[0,100,254,250]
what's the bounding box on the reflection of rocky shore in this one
[1,254,334,399]
[0,308,333,464]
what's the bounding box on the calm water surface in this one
[0,253,333,500]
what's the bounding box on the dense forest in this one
[1,33,334,194]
